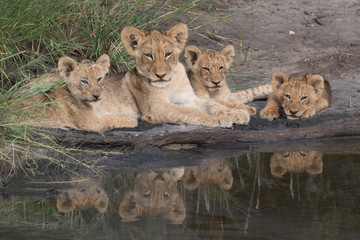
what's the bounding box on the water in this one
[1,146,360,240]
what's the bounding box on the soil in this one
[184,0,360,116]
[44,0,360,170]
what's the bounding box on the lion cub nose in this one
[211,81,220,86]
[155,73,166,79]
[290,110,298,115]
[92,94,100,100]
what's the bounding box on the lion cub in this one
[119,168,185,224]
[57,178,108,213]
[260,72,332,120]
[120,23,250,128]
[184,45,273,115]
[270,151,323,177]
[183,160,233,190]
[17,55,138,131]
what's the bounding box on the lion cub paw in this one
[247,106,257,116]
[205,115,233,128]
[300,109,316,119]
[216,115,233,128]
[259,108,279,121]
[229,109,250,125]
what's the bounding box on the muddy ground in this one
[185,0,360,114]
[49,0,360,171]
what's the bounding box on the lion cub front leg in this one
[215,99,257,116]
[142,103,233,128]
[260,96,280,121]
[93,115,138,132]
[198,98,250,125]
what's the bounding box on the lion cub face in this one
[119,168,185,224]
[56,178,109,213]
[121,24,188,88]
[270,151,323,178]
[184,45,234,92]
[272,72,328,119]
[58,54,110,102]
[183,160,234,191]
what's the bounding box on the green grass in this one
[0,0,203,84]
[0,0,263,178]
[0,0,213,177]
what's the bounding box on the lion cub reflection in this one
[56,178,108,213]
[119,168,185,224]
[183,160,234,190]
[270,151,323,177]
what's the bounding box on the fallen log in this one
[49,111,360,149]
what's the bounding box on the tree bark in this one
[50,112,360,149]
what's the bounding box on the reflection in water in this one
[56,178,108,213]
[119,168,185,224]
[2,148,360,239]
[183,159,233,190]
[270,151,323,177]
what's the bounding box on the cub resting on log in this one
[14,54,137,131]
[185,45,272,115]
[260,72,332,120]
[120,23,250,128]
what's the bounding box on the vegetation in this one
[0,0,266,175]
[1,154,360,239]
[0,0,211,176]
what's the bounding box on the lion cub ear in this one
[121,26,145,56]
[119,191,142,222]
[271,72,288,90]
[96,54,111,71]
[307,74,325,93]
[56,192,76,212]
[221,45,235,69]
[184,45,202,69]
[167,23,188,51]
[58,57,77,78]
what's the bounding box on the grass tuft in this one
[0,0,214,177]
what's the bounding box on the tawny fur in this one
[56,178,108,213]
[119,168,185,224]
[14,55,138,131]
[260,72,332,120]
[270,151,323,178]
[120,23,250,128]
[184,45,273,116]
[183,159,233,190]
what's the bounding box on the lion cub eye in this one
[97,77,102,83]
[283,152,291,158]
[219,66,224,71]
[163,192,170,199]
[299,151,307,157]
[284,94,291,100]
[144,53,153,60]
[301,96,308,101]
[81,80,89,85]
[202,67,210,72]
[143,191,151,199]
[165,52,172,59]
